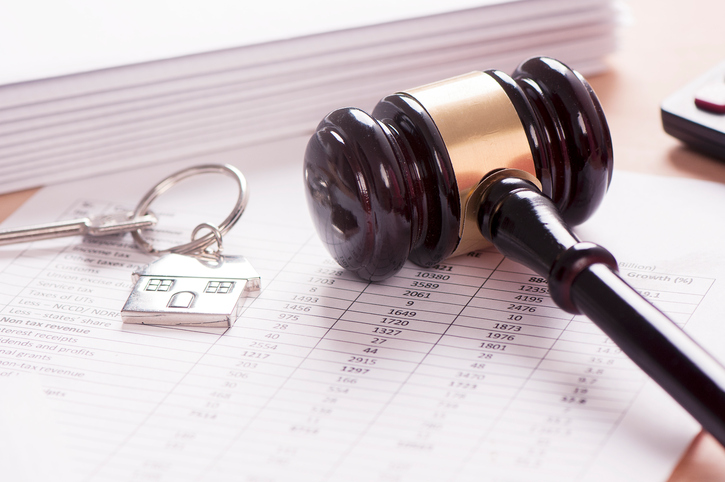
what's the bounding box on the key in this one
[0,211,157,246]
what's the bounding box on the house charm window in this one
[145,278,174,292]
[205,281,235,294]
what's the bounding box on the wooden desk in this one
[1,0,724,479]
[0,189,35,223]
[588,0,725,183]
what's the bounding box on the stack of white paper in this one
[0,0,618,193]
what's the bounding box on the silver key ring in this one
[131,164,248,255]
[191,222,224,255]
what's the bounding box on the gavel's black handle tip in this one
[478,175,725,447]
[573,264,725,446]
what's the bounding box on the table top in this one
[588,0,725,184]
[1,0,724,479]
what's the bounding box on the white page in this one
[0,156,717,481]
[0,0,517,85]
[0,374,72,481]
[0,0,615,111]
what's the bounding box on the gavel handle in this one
[478,176,725,447]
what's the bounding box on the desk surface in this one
[1,0,724,479]
[588,0,725,184]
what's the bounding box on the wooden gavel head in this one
[303,57,613,281]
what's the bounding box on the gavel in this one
[302,57,725,446]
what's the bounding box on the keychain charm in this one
[120,164,260,327]
[121,252,260,327]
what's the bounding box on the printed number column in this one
[207,248,500,481]
[325,251,509,481]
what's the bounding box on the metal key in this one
[0,211,157,246]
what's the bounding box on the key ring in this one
[191,222,224,256]
[131,164,248,255]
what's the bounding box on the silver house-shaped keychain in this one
[119,164,260,328]
[122,253,260,327]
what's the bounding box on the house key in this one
[120,164,260,328]
[0,211,157,246]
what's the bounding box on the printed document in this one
[1,161,723,481]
